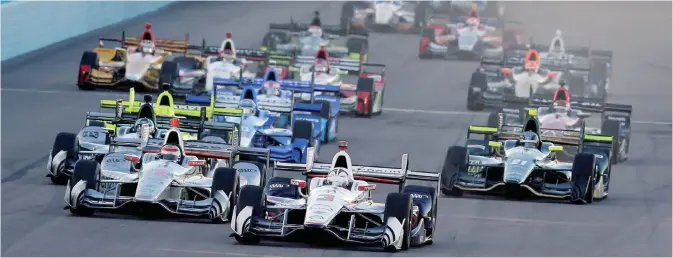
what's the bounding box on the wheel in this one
[232,185,264,245]
[291,120,315,163]
[355,77,375,117]
[340,2,355,34]
[440,146,467,197]
[313,100,333,142]
[77,51,99,90]
[383,192,413,251]
[50,132,78,184]
[68,160,99,216]
[570,153,596,204]
[210,167,239,223]
[601,119,622,164]
[158,61,179,92]
[487,112,500,128]
[402,185,437,245]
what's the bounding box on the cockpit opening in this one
[158,94,171,106]
[334,155,348,169]
[164,130,181,146]
[137,104,155,120]
[316,49,328,60]
[266,70,277,82]
[243,89,255,100]
[223,41,233,52]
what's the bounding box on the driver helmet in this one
[326,168,352,189]
[308,26,323,38]
[552,100,571,114]
[263,81,281,96]
[160,144,181,163]
[239,99,257,116]
[133,118,156,136]
[314,60,328,73]
[466,17,479,27]
[139,40,155,54]
[520,131,540,149]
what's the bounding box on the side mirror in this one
[290,179,306,188]
[548,146,564,152]
[488,141,502,148]
[188,160,207,167]
[357,184,376,191]
[124,154,141,163]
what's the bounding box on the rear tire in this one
[356,77,375,117]
[159,61,179,92]
[487,112,500,128]
[383,192,413,251]
[69,160,99,216]
[440,146,467,197]
[570,153,596,204]
[211,167,239,223]
[601,119,622,164]
[78,51,99,90]
[50,132,78,184]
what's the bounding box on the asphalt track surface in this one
[1,1,671,256]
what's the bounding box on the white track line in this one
[3,88,671,126]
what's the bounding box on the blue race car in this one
[185,68,341,143]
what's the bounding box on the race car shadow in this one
[441,191,584,205]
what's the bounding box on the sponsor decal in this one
[316,194,334,201]
[410,193,429,199]
[81,131,100,138]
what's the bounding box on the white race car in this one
[204,34,257,92]
[230,141,441,251]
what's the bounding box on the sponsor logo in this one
[269,183,285,188]
[410,193,430,199]
[316,194,334,201]
[81,131,100,138]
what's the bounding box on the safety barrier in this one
[1,1,174,61]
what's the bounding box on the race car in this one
[230,141,440,251]
[418,10,511,60]
[260,18,367,74]
[340,1,429,33]
[185,68,341,145]
[64,118,273,223]
[441,0,506,19]
[339,63,387,116]
[528,87,632,164]
[78,23,199,91]
[441,113,615,204]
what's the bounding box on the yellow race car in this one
[92,88,242,136]
[77,23,200,91]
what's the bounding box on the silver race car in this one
[64,119,273,223]
[230,141,441,251]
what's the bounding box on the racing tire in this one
[440,146,467,197]
[77,51,99,90]
[211,167,239,223]
[601,119,622,164]
[570,153,596,205]
[487,112,500,128]
[355,77,375,118]
[50,132,78,184]
[402,185,437,245]
[292,120,314,146]
[68,160,99,216]
[418,28,435,59]
[314,100,333,143]
[232,185,264,245]
[413,2,429,30]
[158,61,179,92]
[383,192,413,251]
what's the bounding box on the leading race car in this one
[64,118,273,223]
[78,23,198,91]
[340,1,429,33]
[441,113,616,204]
[230,141,440,251]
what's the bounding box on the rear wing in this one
[480,54,503,66]
[498,125,585,146]
[467,125,499,140]
[359,63,386,76]
[237,48,267,62]
[275,152,440,191]
[603,103,633,128]
[294,55,361,72]
[452,16,504,28]
[125,35,192,53]
[266,54,294,67]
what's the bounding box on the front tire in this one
[571,153,596,204]
[68,160,99,216]
[440,146,467,197]
[210,167,239,223]
[383,192,413,251]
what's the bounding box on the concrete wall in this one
[1,1,173,60]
